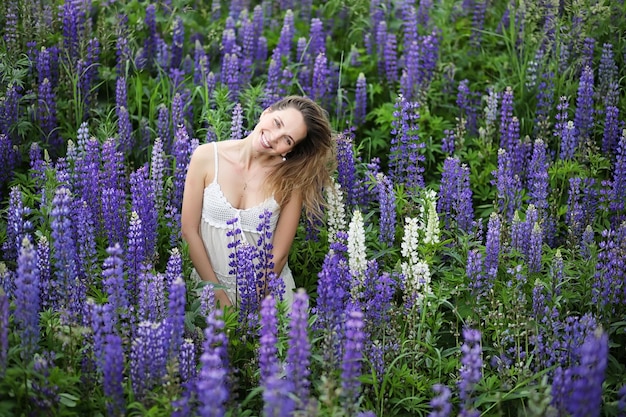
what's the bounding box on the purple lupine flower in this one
[165,248,183,295]
[564,329,608,417]
[230,102,244,140]
[178,339,196,384]
[30,351,61,410]
[438,157,474,233]
[15,236,41,360]
[314,238,351,339]
[102,243,129,329]
[602,105,620,156]
[467,249,485,299]
[0,289,8,375]
[221,53,241,100]
[115,14,131,76]
[375,172,396,246]
[580,37,595,73]
[256,210,276,295]
[336,130,358,207]
[593,224,626,313]
[0,84,21,141]
[101,137,126,191]
[354,72,367,126]
[374,20,388,78]
[429,384,452,417]
[574,65,595,143]
[137,270,166,322]
[170,16,184,69]
[528,222,543,273]
[2,186,32,263]
[401,1,418,47]
[484,212,501,283]
[193,41,210,86]
[275,10,294,61]
[286,290,312,408]
[492,148,522,219]
[312,52,330,105]
[534,71,555,138]
[259,295,279,385]
[170,125,196,244]
[608,130,626,218]
[263,373,296,417]
[566,177,597,245]
[528,138,550,213]
[74,200,97,284]
[103,333,125,416]
[456,79,480,135]
[36,236,52,310]
[389,94,425,190]
[200,284,216,317]
[383,33,398,85]
[101,187,127,249]
[50,187,83,321]
[3,2,19,55]
[150,136,167,213]
[598,43,618,106]
[0,135,19,194]
[74,136,101,226]
[263,57,282,108]
[0,267,14,303]
[171,93,187,136]
[78,38,101,112]
[458,328,482,416]
[167,276,186,359]
[59,0,82,63]
[341,309,366,412]
[131,165,158,259]
[470,0,487,51]
[130,320,169,399]
[499,87,514,150]
[116,77,133,153]
[233,243,260,332]
[197,310,229,417]
[37,78,58,147]
[157,105,172,154]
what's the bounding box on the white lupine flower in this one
[401,217,420,265]
[423,192,440,245]
[402,259,431,293]
[325,179,347,244]
[347,209,367,279]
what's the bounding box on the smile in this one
[261,133,271,148]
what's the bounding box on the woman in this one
[181,96,335,308]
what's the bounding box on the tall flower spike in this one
[197,310,229,417]
[15,237,41,360]
[347,209,367,291]
[286,290,312,408]
[341,308,366,413]
[259,295,279,385]
[458,328,482,417]
[103,334,125,416]
[376,172,396,247]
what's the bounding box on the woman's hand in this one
[215,289,233,308]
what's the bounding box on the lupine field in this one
[1,0,626,416]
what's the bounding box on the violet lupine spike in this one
[74,199,97,284]
[528,139,550,213]
[102,243,129,329]
[484,211,501,283]
[130,320,169,399]
[263,57,282,108]
[74,137,101,226]
[170,16,184,69]
[0,289,8,376]
[286,289,312,407]
[429,383,452,417]
[131,165,158,259]
[275,9,294,61]
[341,308,366,412]
[150,137,167,213]
[609,130,626,219]
[178,339,197,383]
[50,187,83,321]
[259,295,279,385]
[375,172,396,246]
[438,157,474,233]
[599,43,618,99]
[103,333,125,416]
[534,71,555,138]
[37,236,52,310]
[602,105,620,156]
[565,329,608,417]
[37,78,59,147]
[492,148,522,220]
[90,301,116,373]
[167,277,186,359]
[116,77,133,153]
[574,65,595,143]
[200,284,216,318]
[230,102,244,140]
[157,105,172,154]
[234,243,260,332]
[197,310,229,417]
[469,0,487,52]
[101,137,126,192]
[389,94,425,190]
[498,87,514,150]
[383,33,398,85]
[374,20,387,78]
[222,53,241,99]
[126,212,146,304]
[115,14,131,76]
[15,236,41,361]
[354,72,367,126]
[528,223,543,274]
[458,328,482,416]
[2,186,32,263]
[101,187,127,249]
[336,131,358,208]
[312,52,330,104]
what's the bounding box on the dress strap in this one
[212,142,219,183]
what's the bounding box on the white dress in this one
[191,142,296,306]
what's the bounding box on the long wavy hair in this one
[264,96,336,222]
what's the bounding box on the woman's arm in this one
[270,191,304,278]
[181,144,232,307]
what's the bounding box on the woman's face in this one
[254,107,307,158]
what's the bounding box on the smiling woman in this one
[181,96,336,308]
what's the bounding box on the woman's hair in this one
[265,95,336,222]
